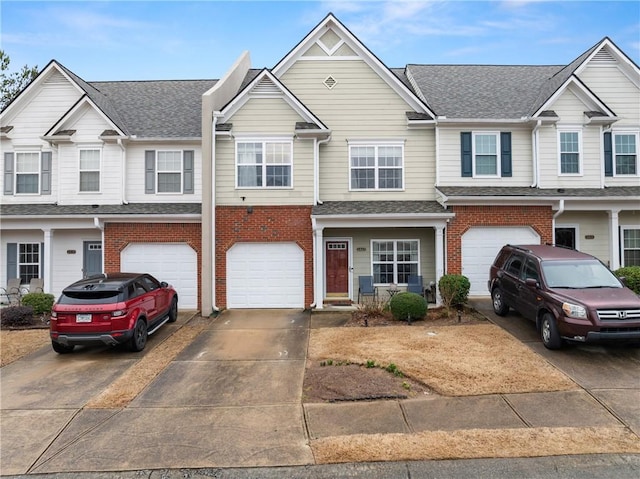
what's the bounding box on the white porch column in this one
[608,209,620,270]
[435,225,445,305]
[42,229,53,294]
[313,223,324,309]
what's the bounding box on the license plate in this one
[76,314,92,323]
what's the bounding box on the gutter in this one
[531,120,542,187]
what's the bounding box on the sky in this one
[1,1,639,82]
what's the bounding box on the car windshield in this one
[57,291,121,304]
[541,260,622,289]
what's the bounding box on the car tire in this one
[51,341,75,354]
[540,313,562,350]
[168,297,178,323]
[491,287,509,316]
[129,318,148,352]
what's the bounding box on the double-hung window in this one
[613,133,637,175]
[236,140,292,188]
[371,240,419,284]
[622,228,640,267]
[15,152,40,194]
[349,143,403,190]
[157,151,182,193]
[473,133,499,176]
[18,243,40,284]
[559,131,581,174]
[79,149,100,192]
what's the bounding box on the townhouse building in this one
[2,13,638,313]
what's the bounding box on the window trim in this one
[235,138,294,189]
[348,140,405,191]
[370,239,420,285]
[557,129,583,176]
[18,242,40,284]
[621,226,640,267]
[472,132,500,178]
[14,151,40,195]
[78,147,102,193]
[156,150,183,194]
[612,131,638,177]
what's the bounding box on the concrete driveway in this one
[471,298,640,436]
[1,310,314,475]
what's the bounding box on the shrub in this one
[389,292,427,322]
[0,305,35,327]
[21,293,55,315]
[438,274,471,309]
[614,266,640,295]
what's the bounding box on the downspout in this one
[211,114,220,313]
[315,135,331,205]
[531,120,542,187]
[435,124,440,186]
[117,139,128,204]
[552,199,564,245]
[93,217,104,275]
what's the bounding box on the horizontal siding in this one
[216,97,314,206]
[579,65,640,125]
[280,60,435,201]
[555,211,612,265]
[550,90,586,124]
[437,127,533,186]
[51,230,101,297]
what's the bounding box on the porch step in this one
[323,298,353,307]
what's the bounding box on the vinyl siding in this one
[280,60,434,201]
[216,97,315,206]
[51,230,101,297]
[555,211,612,266]
[437,127,533,186]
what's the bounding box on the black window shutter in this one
[461,132,473,177]
[41,151,52,194]
[40,243,44,278]
[183,150,194,194]
[145,150,156,194]
[7,243,17,279]
[603,132,613,177]
[4,152,14,195]
[500,132,512,177]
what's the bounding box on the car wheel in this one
[491,288,509,316]
[540,313,562,350]
[52,341,75,354]
[168,297,178,323]
[129,318,148,352]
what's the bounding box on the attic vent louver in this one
[253,77,279,94]
[592,48,616,64]
[323,75,337,90]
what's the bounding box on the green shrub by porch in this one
[21,293,55,315]
[438,274,470,308]
[389,292,427,321]
[614,266,640,295]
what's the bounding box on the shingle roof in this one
[0,203,201,216]
[312,201,448,216]
[436,186,640,198]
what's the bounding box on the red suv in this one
[51,273,178,354]
[489,244,640,349]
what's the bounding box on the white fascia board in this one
[127,137,201,142]
[45,96,125,138]
[532,76,615,119]
[271,14,434,118]
[1,214,201,227]
[436,118,531,125]
[312,214,454,229]
[443,196,639,207]
[1,61,85,123]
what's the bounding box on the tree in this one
[1,51,39,111]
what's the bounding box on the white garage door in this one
[462,227,540,296]
[121,243,198,309]
[227,242,304,309]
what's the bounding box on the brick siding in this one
[446,205,554,274]
[215,205,313,309]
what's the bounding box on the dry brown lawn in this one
[0,329,49,367]
[309,323,576,396]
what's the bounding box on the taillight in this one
[111,310,127,317]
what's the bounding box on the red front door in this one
[326,241,349,296]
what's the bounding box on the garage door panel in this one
[121,243,197,309]
[227,243,304,309]
[462,227,540,296]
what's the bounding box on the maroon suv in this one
[51,273,178,354]
[488,244,640,349]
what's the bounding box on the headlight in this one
[562,302,587,319]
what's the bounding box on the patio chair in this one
[357,276,378,303]
[1,278,22,305]
[21,278,44,295]
[407,275,425,296]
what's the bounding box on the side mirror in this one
[160,281,168,288]
[525,278,540,288]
